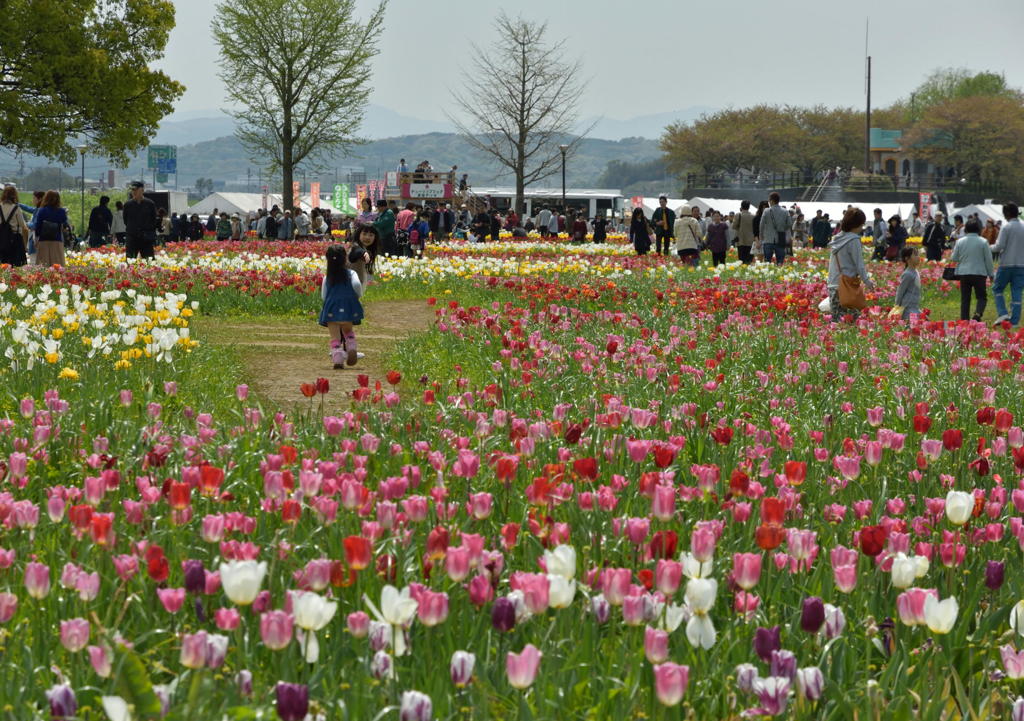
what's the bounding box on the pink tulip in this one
[652,662,690,706]
[88,645,112,677]
[0,592,17,623]
[417,590,450,626]
[1002,645,1024,679]
[690,527,716,562]
[446,546,471,583]
[896,587,938,626]
[180,631,208,669]
[469,492,493,520]
[644,626,669,664]
[214,607,241,631]
[506,644,542,689]
[347,611,370,638]
[833,564,857,593]
[651,485,675,521]
[510,572,549,614]
[734,591,761,619]
[655,560,683,595]
[467,574,494,607]
[625,517,650,545]
[60,618,90,652]
[157,588,186,613]
[600,568,632,606]
[622,595,645,626]
[732,553,762,591]
[24,562,50,599]
[260,610,294,650]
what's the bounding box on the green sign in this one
[333,183,349,210]
[156,172,168,183]
[147,145,177,170]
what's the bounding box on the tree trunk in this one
[282,102,294,212]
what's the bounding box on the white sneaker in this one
[356,352,365,359]
[994,314,1010,326]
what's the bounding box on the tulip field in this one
[3,239,1024,720]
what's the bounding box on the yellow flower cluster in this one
[0,284,198,372]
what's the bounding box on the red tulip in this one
[711,426,734,445]
[755,523,784,551]
[761,497,786,525]
[572,457,598,480]
[386,370,401,385]
[783,461,807,485]
[859,525,887,557]
[343,536,372,571]
[913,414,931,433]
[299,383,316,398]
[942,429,963,452]
[315,377,330,394]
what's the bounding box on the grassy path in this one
[192,299,435,409]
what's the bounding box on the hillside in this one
[130,133,662,189]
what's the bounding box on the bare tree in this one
[213,0,386,211]
[448,12,591,215]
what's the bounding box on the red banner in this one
[310,182,321,209]
[631,196,645,211]
[918,192,931,221]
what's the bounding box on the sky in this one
[162,0,1024,124]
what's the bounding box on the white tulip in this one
[686,614,717,649]
[543,545,576,579]
[364,585,418,656]
[293,591,338,631]
[680,551,713,579]
[546,574,576,609]
[101,696,130,721]
[924,594,959,634]
[219,560,267,605]
[1011,600,1024,636]
[945,490,973,525]
[890,553,929,589]
[659,603,687,633]
[684,578,717,613]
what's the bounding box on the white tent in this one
[948,203,1004,224]
[186,192,352,216]
[630,196,688,217]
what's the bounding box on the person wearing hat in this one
[651,195,675,255]
[122,180,158,259]
[230,213,243,241]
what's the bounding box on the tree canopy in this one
[0,0,184,164]
[213,0,386,211]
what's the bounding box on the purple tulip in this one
[275,682,308,721]
[236,670,253,696]
[491,597,516,632]
[770,649,797,680]
[986,561,1005,590]
[801,597,825,634]
[750,676,791,716]
[183,559,206,594]
[46,684,77,719]
[753,625,781,662]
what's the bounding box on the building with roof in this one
[467,187,623,218]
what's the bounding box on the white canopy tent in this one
[630,197,688,217]
[947,203,1004,224]
[186,192,353,216]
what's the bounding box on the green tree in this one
[907,68,1022,121]
[20,167,78,192]
[661,106,795,176]
[213,0,386,212]
[0,0,183,164]
[902,95,1024,192]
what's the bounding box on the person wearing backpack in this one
[0,185,30,266]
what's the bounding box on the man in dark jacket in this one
[373,198,398,255]
[122,181,158,259]
[87,195,113,248]
[651,195,675,255]
[922,212,948,262]
[810,210,831,249]
[429,204,455,242]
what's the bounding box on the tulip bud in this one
[46,684,77,719]
[944,490,973,526]
[735,663,759,693]
[770,649,797,680]
[796,666,825,701]
[590,593,610,624]
[491,597,516,632]
[371,650,393,680]
[644,626,670,664]
[399,691,432,721]
[275,682,309,721]
[236,670,253,696]
[753,625,781,662]
[1014,697,1024,721]
[450,650,476,687]
[347,611,370,637]
[652,662,689,706]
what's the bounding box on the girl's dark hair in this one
[631,208,644,221]
[964,218,981,233]
[900,246,916,264]
[355,223,380,273]
[42,190,61,207]
[840,207,866,232]
[325,244,351,286]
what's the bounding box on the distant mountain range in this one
[155,105,715,145]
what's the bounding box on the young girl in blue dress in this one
[320,244,364,367]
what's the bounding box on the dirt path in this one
[194,299,435,409]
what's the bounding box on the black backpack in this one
[0,205,27,266]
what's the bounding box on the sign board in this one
[385,172,398,187]
[310,182,321,209]
[157,158,177,174]
[147,145,176,171]
[261,185,269,211]
[156,172,168,183]
[356,184,367,209]
[403,183,449,199]
[630,195,644,210]
[918,192,932,221]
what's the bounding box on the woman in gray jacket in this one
[827,207,874,322]
[950,218,995,321]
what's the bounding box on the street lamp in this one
[558,144,568,214]
[77,144,87,240]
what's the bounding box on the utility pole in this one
[864,20,871,175]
